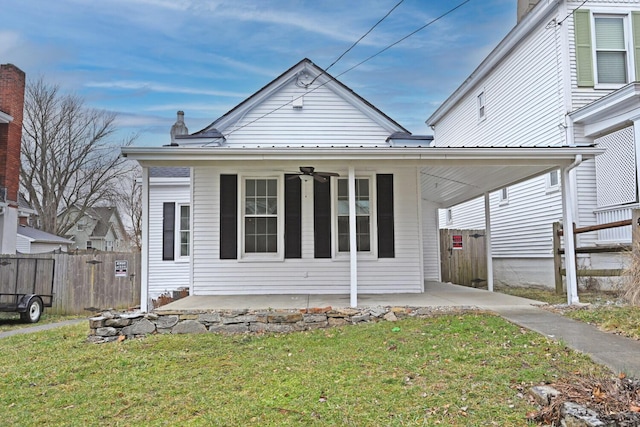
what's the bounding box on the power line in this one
[223,0,473,138]
[324,0,404,75]
[557,0,589,26]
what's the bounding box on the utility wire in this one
[309,0,405,86]
[223,0,473,138]
[557,0,589,26]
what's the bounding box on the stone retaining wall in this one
[88,305,470,343]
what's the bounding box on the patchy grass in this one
[0,313,610,426]
[564,306,640,340]
[0,313,83,333]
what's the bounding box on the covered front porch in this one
[154,281,544,313]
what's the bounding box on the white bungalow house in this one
[123,58,601,311]
[428,0,640,295]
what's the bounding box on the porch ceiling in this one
[123,146,603,208]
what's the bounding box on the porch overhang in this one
[123,145,603,208]
[571,82,640,139]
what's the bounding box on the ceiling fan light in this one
[299,174,313,183]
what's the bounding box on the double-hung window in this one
[337,178,371,252]
[243,178,278,254]
[594,15,629,85]
[179,205,190,257]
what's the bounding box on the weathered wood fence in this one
[552,210,639,294]
[439,228,487,287]
[0,252,140,315]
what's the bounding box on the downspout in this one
[561,148,582,305]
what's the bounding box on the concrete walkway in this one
[495,306,640,378]
[0,318,85,339]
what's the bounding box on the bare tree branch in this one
[20,78,136,236]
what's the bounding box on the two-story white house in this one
[428,0,640,293]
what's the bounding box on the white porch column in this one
[484,193,494,292]
[633,119,640,201]
[561,158,581,305]
[140,167,150,312]
[348,166,358,307]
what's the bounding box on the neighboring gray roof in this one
[149,167,190,178]
[17,226,74,244]
[18,193,35,212]
[88,207,119,238]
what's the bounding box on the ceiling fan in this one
[287,166,339,183]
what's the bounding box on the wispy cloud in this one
[85,80,247,98]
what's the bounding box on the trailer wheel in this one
[20,297,43,323]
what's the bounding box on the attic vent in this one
[292,95,303,109]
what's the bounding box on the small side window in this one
[547,170,560,193]
[499,187,509,205]
[446,208,453,225]
[477,91,486,121]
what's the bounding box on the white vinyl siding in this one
[221,79,392,147]
[438,198,485,230]
[148,178,191,298]
[433,19,564,148]
[421,200,441,281]
[192,165,423,295]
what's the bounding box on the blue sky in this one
[1,0,516,146]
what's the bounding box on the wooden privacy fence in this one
[553,210,639,294]
[0,252,141,315]
[439,228,487,287]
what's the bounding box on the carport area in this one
[155,281,544,312]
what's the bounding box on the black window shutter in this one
[162,202,175,261]
[220,174,238,259]
[314,179,332,258]
[377,174,395,258]
[284,175,302,258]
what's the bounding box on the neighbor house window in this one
[244,178,278,253]
[547,170,560,192]
[86,241,92,249]
[337,178,371,252]
[446,208,453,225]
[77,219,86,231]
[594,15,629,84]
[499,187,509,205]
[179,205,190,257]
[477,91,486,121]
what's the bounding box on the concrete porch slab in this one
[155,281,545,312]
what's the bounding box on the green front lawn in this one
[0,313,609,426]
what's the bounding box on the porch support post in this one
[561,157,581,305]
[484,192,494,292]
[348,166,358,307]
[140,166,150,312]
[633,119,640,202]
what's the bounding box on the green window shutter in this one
[575,9,594,87]
[632,11,640,82]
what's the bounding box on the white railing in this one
[594,204,638,243]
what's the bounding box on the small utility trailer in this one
[0,257,55,323]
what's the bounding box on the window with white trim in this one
[446,208,453,225]
[546,170,560,193]
[179,204,190,257]
[337,178,371,252]
[477,91,486,121]
[594,15,629,85]
[243,178,278,254]
[499,187,509,205]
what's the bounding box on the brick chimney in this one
[0,64,25,254]
[0,64,26,206]
[517,0,541,23]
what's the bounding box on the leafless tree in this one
[114,166,143,251]
[20,78,136,236]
